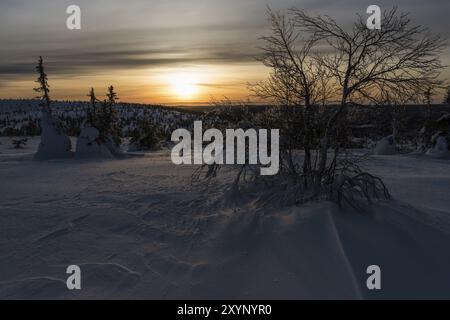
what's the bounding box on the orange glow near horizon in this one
[0,63,269,106]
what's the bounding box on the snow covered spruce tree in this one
[86,87,98,127]
[33,56,73,160]
[95,86,123,156]
[104,85,122,146]
[75,86,125,158]
[75,88,113,158]
[128,117,165,151]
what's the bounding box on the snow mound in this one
[373,135,396,155]
[34,112,73,160]
[75,127,113,159]
[427,136,450,159]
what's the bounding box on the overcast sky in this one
[1,0,449,104]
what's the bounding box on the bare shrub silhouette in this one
[195,7,446,208]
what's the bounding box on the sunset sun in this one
[168,72,200,100]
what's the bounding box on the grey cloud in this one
[0,43,259,80]
[1,0,450,83]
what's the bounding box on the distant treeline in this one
[0,99,195,137]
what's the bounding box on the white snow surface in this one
[1,137,450,299]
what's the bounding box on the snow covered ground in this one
[1,137,450,299]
